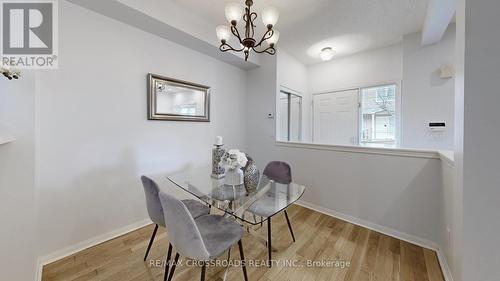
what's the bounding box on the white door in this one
[313,89,359,145]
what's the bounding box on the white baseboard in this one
[295,200,439,250]
[34,203,456,281]
[295,200,457,281]
[436,248,455,281]
[35,218,152,281]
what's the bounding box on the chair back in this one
[140,176,165,226]
[263,161,292,184]
[158,191,210,260]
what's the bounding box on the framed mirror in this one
[147,73,210,122]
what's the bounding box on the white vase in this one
[224,168,243,185]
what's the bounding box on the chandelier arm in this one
[248,12,257,38]
[253,29,274,48]
[220,42,245,52]
[252,45,276,55]
[230,25,244,44]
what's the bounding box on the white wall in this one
[440,156,460,280]
[452,2,465,281]
[305,29,455,150]
[307,44,403,146]
[0,73,37,281]
[462,0,500,280]
[402,26,456,150]
[247,55,445,251]
[277,50,311,141]
[35,1,248,258]
[308,44,402,93]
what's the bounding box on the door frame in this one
[280,87,303,142]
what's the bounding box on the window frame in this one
[359,84,400,146]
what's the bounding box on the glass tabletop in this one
[167,166,306,225]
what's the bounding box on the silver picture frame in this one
[147,73,211,122]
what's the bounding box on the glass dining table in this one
[167,166,306,226]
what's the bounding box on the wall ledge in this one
[438,150,455,166]
[276,141,441,159]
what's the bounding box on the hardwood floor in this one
[42,205,445,281]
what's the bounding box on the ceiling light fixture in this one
[320,47,335,61]
[216,0,279,61]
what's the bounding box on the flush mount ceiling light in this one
[216,0,279,61]
[320,47,335,61]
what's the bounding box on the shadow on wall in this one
[250,145,443,247]
[37,147,140,255]
[378,159,444,245]
[430,68,452,87]
[36,147,197,257]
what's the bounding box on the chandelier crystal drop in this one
[216,0,280,61]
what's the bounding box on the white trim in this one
[310,79,402,96]
[0,135,14,145]
[35,218,152,281]
[436,248,455,281]
[295,199,439,250]
[439,150,455,167]
[276,141,440,159]
[279,85,303,97]
[295,199,456,281]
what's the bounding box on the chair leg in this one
[163,243,172,281]
[267,218,272,268]
[144,224,159,261]
[167,253,180,281]
[200,262,206,281]
[284,210,296,242]
[238,240,249,281]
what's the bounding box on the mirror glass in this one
[156,81,206,117]
[148,74,210,122]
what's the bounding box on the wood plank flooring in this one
[42,205,445,281]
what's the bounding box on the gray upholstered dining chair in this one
[158,191,248,281]
[247,161,295,267]
[140,176,210,261]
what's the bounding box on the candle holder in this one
[211,144,226,178]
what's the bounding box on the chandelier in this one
[216,0,280,61]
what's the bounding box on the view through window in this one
[360,85,397,145]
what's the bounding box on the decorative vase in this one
[211,145,225,178]
[224,168,244,185]
[243,155,260,193]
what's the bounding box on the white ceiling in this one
[170,0,429,65]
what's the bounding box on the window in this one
[311,84,398,146]
[360,85,397,145]
[279,90,302,142]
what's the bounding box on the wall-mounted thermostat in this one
[429,122,446,132]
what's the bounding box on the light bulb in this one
[216,25,231,42]
[262,6,279,27]
[225,2,244,24]
[267,30,280,45]
[320,47,335,61]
